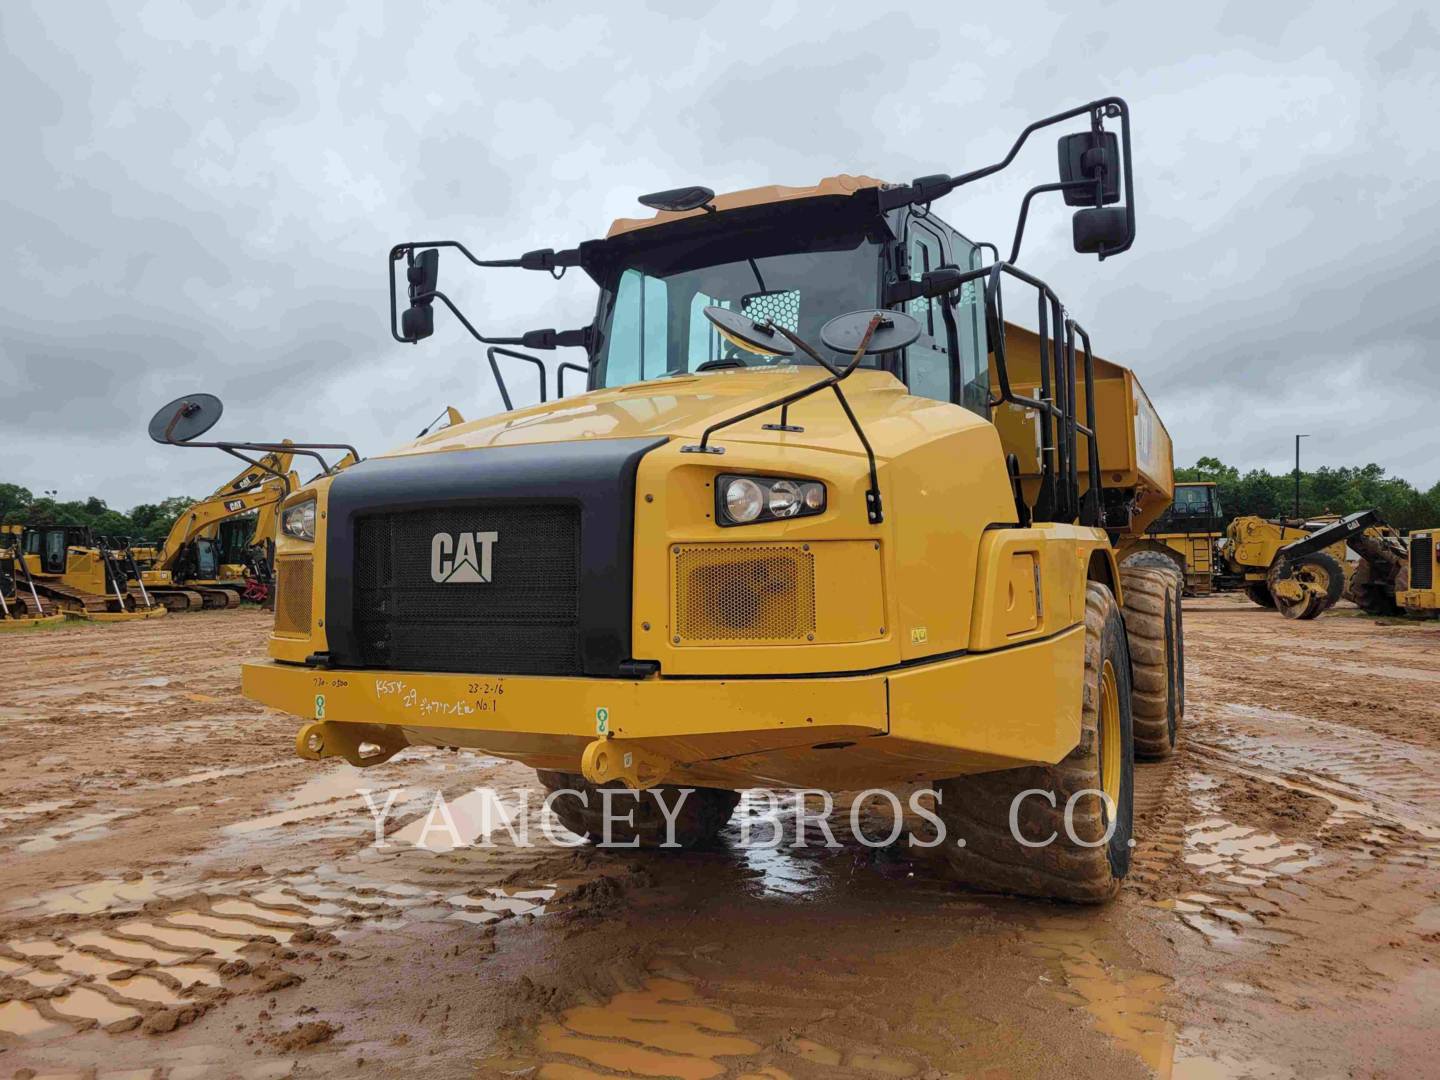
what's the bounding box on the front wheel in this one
[932,582,1134,904]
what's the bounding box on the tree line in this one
[0,483,195,541]
[1177,457,1440,532]
[6,456,1439,539]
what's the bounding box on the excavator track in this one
[135,587,205,613]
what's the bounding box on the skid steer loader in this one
[155,96,1189,903]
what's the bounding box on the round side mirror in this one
[148,393,224,444]
[702,306,796,358]
[819,310,921,355]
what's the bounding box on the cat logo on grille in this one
[430,531,498,583]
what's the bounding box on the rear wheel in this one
[535,770,740,848]
[933,583,1134,904]
[1268,552,1344,620]
[1120,566,1181,760]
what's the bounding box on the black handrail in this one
[486,347,547,411]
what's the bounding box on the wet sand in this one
[1,598,1437,1077]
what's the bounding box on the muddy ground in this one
[1,596,1437,1079]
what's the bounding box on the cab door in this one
[901,218,956,404]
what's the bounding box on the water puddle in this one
[0,998,64,1037]
[534,977,761,1080]
[1185,817,1319,887]
[161,760,289,788]
[215,895,339,924]
[222,768,371,835]
[114,920,253,960]
[110,972,186,1004]
[166,911,295,941]
[68,929,195,965]
[447,885,555,924]
[15,810,129,853]
[15,872,171,915]
[49,985,141,1027]
[1025,921,1183,1077]
[0,799,74,830]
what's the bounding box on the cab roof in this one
[606,174,888,238]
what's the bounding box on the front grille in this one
[674,544,816,643]
[354,504,581,674]
[1412,535,1434,590]
[274,558,313,637]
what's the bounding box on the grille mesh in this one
[1413,535,1434,590]
[354,504,581,674]
[741,289,801,333]
[274,558,312,637]
[674,544,816,642]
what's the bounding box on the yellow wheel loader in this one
[156,98,1187,902]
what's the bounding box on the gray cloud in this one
[2,0,1439,509]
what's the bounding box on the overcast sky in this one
[3,1,1438,508]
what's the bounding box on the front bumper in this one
[242,624,1082,789]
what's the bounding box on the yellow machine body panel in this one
[244,360,1124,787]
[1397,528,1439,614]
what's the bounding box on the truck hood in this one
[381,367,974,463]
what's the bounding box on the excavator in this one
[1,525,65,630]
[133,470,296,610]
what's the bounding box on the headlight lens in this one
[281,499,316,542]
[724,478,765,523]
[717,475,826,527]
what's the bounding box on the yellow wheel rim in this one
[1098,659,1122,820]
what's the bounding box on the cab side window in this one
[904,222,952,403]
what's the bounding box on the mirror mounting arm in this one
[1008,179,1094,264]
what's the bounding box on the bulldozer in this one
[0,525,65,630]
[18,525,167,622]
[156,97,1193,903]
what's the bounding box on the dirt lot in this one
[1,596,1437,1078]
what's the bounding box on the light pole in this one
[1293,434,1309,519]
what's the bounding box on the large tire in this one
[1119,566,1181,760]
[933,583,1134,904]
[535,770,740,849]
[1268,552,1344,620]
[1245,583,1276,609]
[1122,548,1187,584]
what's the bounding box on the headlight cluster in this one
[281,498,317,542]
[716,474,826,526]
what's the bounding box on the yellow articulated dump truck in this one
[155,97,1187,902]
[1119,480,1222,595]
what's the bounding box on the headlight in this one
[281,498,316,542]
[716,474,826,527]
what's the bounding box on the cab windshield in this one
[592,224,883,388]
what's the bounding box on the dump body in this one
[989,324,1174,540]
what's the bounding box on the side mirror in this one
[148,393,224,444]
[402,249,439,342]
[1072,207,1130,255]
[1057,131,1120,207]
